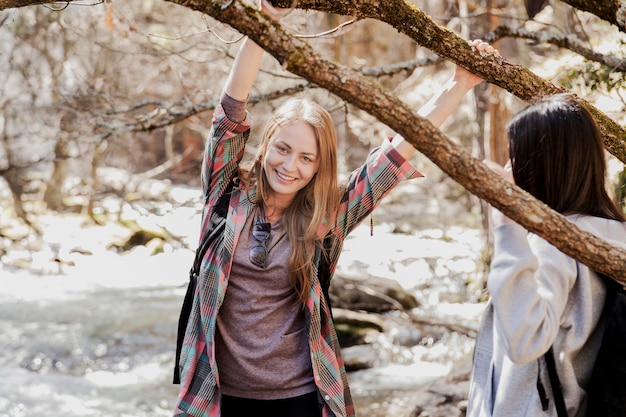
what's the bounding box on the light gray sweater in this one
[467,215,626,417]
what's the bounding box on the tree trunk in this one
[487,0,510,167]
[43,137,69,212]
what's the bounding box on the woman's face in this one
[263,121,320,203]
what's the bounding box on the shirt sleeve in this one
[487,222,577,364]
[201,99,252,204]
[220,91,248,124]
[332,136,423,240]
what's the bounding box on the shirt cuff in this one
[220,91,248,123]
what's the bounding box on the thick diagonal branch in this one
[168,0,626,280]
[279,0,626,166]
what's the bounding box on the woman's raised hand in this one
[483,159,514,184]
[453,39,500,89]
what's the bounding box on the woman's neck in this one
[263,194,292,224]
[263,203,285,224]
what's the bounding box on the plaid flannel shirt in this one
[173,104,421,417]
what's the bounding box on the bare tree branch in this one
[98,55,445,135]
[96,84,311,136]
[0,0,82,10]
[486,24,626,73]
[0,0,53,8]
[361,55,444,78]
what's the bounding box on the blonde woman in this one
[173,2,492,415]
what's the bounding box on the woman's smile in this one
[263,121,320,201]
[275,170,297,182]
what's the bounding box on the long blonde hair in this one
[239,98,341,305]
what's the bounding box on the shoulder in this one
[567,214,626,250]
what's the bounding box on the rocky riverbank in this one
[0,171,488,417]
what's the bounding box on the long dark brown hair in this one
[507,93,624,221]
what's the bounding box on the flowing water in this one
[0,259,184,416]
[0,193,484,417]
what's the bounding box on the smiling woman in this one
[261,117,322,219]
[171,1,492,416]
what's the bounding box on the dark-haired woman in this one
[467,94,626,417]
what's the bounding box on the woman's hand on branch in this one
[391,39,501,160]
[413,39,498,130]
[454,39,500,89]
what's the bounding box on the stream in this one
[0,187,486,417]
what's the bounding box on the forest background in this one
[0,0,625,416]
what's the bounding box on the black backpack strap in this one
[544,346,569,417]
[173,270,198,384]
[537,360,550,411]
[173,180,234,384]
[191,180,235,274]
[318,234,333,314]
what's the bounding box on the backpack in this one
[542,274,626,417]
[173,180,234,384]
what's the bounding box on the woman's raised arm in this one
[391,40,497,160]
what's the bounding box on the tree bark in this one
[0,0,44,8]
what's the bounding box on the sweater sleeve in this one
[200,96,252,204]
[220,91,247,123]
[487,222,577,364]
[332,136,423,240]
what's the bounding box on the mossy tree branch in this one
[161,0,626,280]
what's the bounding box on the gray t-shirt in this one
[215,206,316,399]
